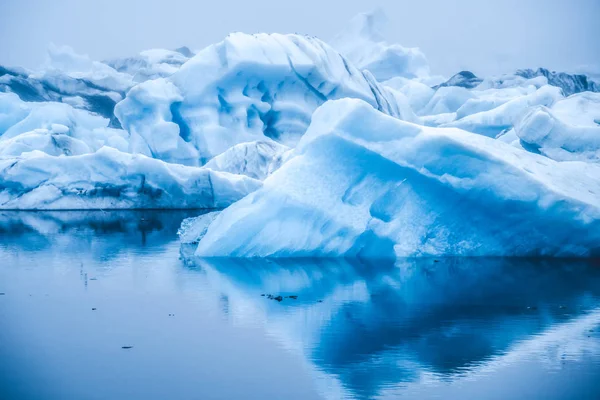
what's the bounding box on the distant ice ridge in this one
[435,68,599,97]
[0,92,128,157]
[194,99,600,258]
[104,47,194,82]
[116,32,410,166]
[0,147,259,210]
[0,45,132,128]
[440,85,564,137]
[331,10,430,82]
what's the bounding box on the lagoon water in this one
[1,211,600,400]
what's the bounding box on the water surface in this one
[1,211,600,399]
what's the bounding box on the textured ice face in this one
[203,140,290,180]
[115,33,407,166]
[194,99,600,258]
[0,147,260,210]
[0,92,129,157]
[514,92,600,162]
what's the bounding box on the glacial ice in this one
[0,146,260,209]
[116,32,407,165]
[1,46,132,128]
[204,140,290,180]
[0,92,128,156]
[194,99,600,258]
[441,85,564,137]
[514,92,600,162]
[178,211,221,244]
[331,10,430,81]
[1,8,599,228]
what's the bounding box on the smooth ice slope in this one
[0,147,260,209]
[194,99,600,258]
[116,32,406,165]
[331,10,429,81]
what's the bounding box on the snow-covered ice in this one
[0,147,260,209]
[194,99,600,258]
[514,92,600,162]
[0,92,128,156]
[115,32,407,165]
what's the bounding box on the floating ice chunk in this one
[0,147,260,210]
[204,140,290,180]
[178,211,221,244]
[194,99,600,258]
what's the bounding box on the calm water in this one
[1,211,600,400]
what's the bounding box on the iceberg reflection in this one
[183,254,600,399]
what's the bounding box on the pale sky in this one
[0,0,598,78]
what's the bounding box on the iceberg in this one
[0,92,128,156]
[0,146,260,210]
[331,10,430,81]
[515,68,599,97]
[1,45,133,128]
[116,32,407,166]
[194,99,600,258]
[441,85,563,137]
[514,92,600,162]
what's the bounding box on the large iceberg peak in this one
[194,98,600,258]
[116,32,408,166]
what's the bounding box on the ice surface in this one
[0,46,132,127]
[178,211,221,244]
[116,32,407,165]
[0,147,260,209]
[419,86,474,116]
[204,140,290,180]
[441,85,563,137]
[331,10,430,81]
[42,44,133,93]
[514,92,600,162]
[0,92,128,156]
[383,77,435,113]
[194,99,600,258]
